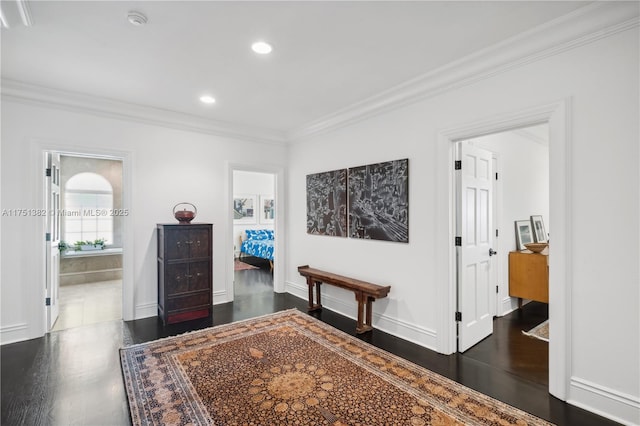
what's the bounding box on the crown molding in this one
[1,79,288,146]
[288,2,640,143]
[16,0,33,27]
[513,128,548,147]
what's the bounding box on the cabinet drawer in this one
[167,292,211,311]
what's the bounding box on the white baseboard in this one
[134,302,157,319]
[285,280,437,350]
[499,296,518,317]
[212,290,227,305]
[0,322,29,345]
[569,377,640,426]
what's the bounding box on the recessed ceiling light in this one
[127,11,147,26]
[251,41,273,55]
[199,95,216,105]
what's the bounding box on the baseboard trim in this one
[569,377,640,426]
[286,280,437,350]
[134,302,157,320]
[212,290,227,305]
[499,296,518,317]
[0,322,29,345]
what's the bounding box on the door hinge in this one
[455,311,462,322]
[495,172,498,180]
[45,232,51,242]
[45,297,51,306]
[454,160,462,170]
[455,237,462,246]
[45,168,52,177]
[496,285,499,294]
[496,229,499,238]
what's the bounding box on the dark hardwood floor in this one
[2,264,619,425]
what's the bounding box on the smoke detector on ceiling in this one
[127,11,147,26]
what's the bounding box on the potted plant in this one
[58,240,70,253]
[74,238,107,251]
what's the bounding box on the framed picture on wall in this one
[260,195,275,224]
[233,195,257,224]
[530,215,547,243]
[515,220,534,250]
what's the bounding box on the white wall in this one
[286,28,638,423]
[469,128,550,315]
[233,170,275,256]
[0,101,287,343]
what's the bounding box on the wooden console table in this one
[509,249,549,308]
[298,265,391,334]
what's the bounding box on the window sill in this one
[61,247,123,258]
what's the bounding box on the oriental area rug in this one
[120,309,553,425]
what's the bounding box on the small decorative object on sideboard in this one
[173,202,197,224]
[524,242,548,253]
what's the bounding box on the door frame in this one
[226,162,286,301]
[33,140,134,336]
[436,99,572,400]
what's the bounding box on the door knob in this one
[489,248,498,256]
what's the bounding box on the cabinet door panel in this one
[165,263,190,294]
[164,229,190,260]
[189,228,211,258]
[189,261,211,291]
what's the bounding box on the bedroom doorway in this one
[455,123,549,352]
[232,170,276,298]
[437,100,570,400]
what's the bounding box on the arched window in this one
[64,172,113,245]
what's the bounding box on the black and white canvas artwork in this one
[348,159,409,242]
[306,169,347,237]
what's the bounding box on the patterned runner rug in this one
[120,309,553,425]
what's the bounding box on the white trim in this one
[569,377,640,426]
[212,289,227,305]
[288,2,638,142]
[226,162,286,303]
[0,8,9,28]
[436,99,572,402]
[0,323,28,345]
[499,296,518,317]
[286,280,438,350]
[2,79,287,146]
[134,302,156,319]
[16,0,33,27]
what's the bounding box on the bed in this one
[239,229,274,270]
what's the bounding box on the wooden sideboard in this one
[508,249,549,308]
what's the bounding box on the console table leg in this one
[365,296,374,328]
[315,280,322,308]
[307,277,322,311]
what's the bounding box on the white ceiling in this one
[0,1,596,137]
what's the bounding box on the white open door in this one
[46,152,61,330]
[456,142,494,352]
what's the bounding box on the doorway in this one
[40,146,132,334]
[232,169,276,299]
[455,124,550,359]
[436,99,571,400]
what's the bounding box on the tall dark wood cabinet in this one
[157,223,212,325]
